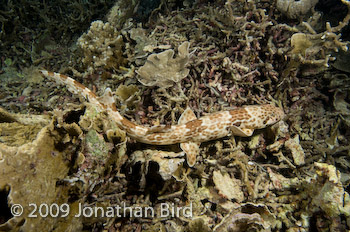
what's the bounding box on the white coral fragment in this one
[213,203,275,231]
[151,152,185,181]
[136,42,190,88]
[285,135,305,166]
[268,167,297,190]
[131,150,185,181]
[212,170,244,202]
[312,162,346,217]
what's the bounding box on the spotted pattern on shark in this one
[40,70,285,167]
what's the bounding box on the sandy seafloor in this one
[0,0,350,231]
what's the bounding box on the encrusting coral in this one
[0,108,81,231]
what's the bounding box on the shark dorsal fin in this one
[178,107,196,125]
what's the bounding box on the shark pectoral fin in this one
[178,108,199,167]
[229,126,254,137]
[180,142,200,167]
[178,107,197,125]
